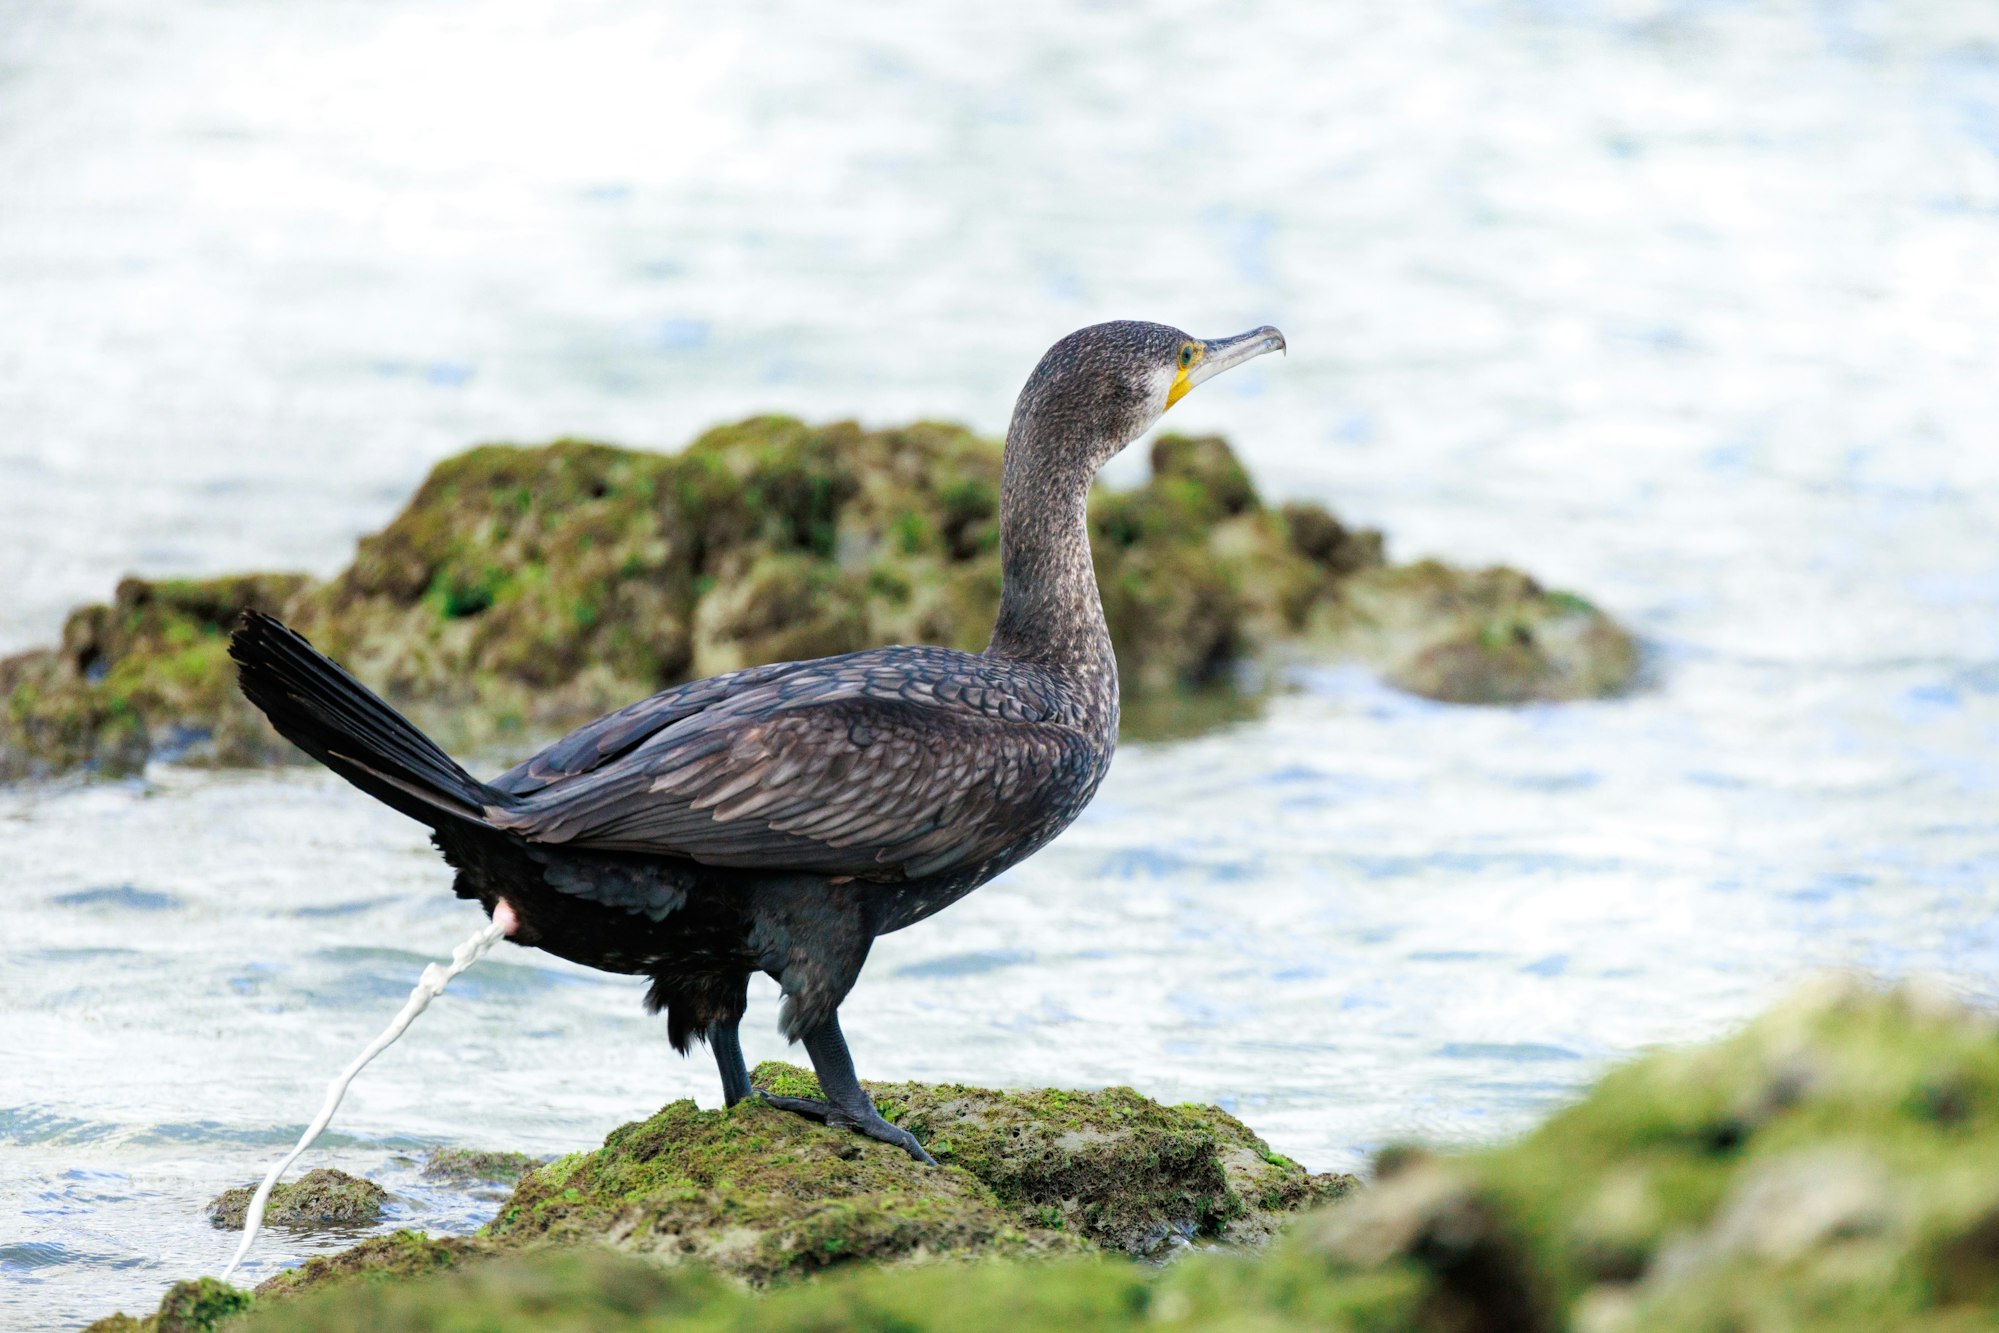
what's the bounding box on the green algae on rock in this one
[744,1063,1354,1255]
[0,574,309,780]
[0,418,1637,781]
[81,1276,253,1333]
[206,1167,388,1233]
[478,1066,1347,1285]
[1290,975,1999,1332]
[93,979,1999,1332]
[88,1074,1350,1329]
[481,1098,1086,1285]
[420,1147,543,1186]
[1326,561,1640,705]
[253,1248,731,1333]
[248,1231,498,1303]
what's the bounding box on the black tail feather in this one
[230,610,500,829]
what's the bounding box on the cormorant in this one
[230,320,1286,1162]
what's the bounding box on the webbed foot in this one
[831,1105,936,1165]
[752,1012,937,1165]
[754,1088,935,1164]
[755,1090,831,1120]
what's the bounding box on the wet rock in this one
[81,1276,252,1333]
[1502,978,1999,1331]
[474,1065,1348,1285]
[243,1248,723,1332]
[93,1074,1350,1328]
[1280,500,1383,577]
[752,1063,1355,1257]
[1328,561,1639,705]
[420,1147,543,1185]
[1297,1159,1551,1333]
[249,1231,497,1303]
[207,1168,388,1232]
[1147,433,1258,515]
[1,419,1636,782]
[1,573,310,780]
[486,1101,1082,1286]
[93,981,1999,1330]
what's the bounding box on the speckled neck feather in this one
[987,451,1107,675]
[983,323,1167,732]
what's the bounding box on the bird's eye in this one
[1179,344,1194,368]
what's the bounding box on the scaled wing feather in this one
[485,657,1089,882]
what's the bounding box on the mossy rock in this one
[92,1074,1349,1328]
[477,1065,1351,1283]
[1,419,1638,781]
[232,1239,1433,1332]
[361,1071,1343,1295]
[207,1168,388,1233]
[81,1277,253,1333]
[1,573,309,780]
[240,1247,732,1332]
[477,1066,1350,1279]
[421,1147,544,1186]
[249,1231,498,1303]
[485,1097,1085,1285]
[744,1063,1354,1255]
[1285,976,1999,1332]
[1324,561,1639,705]
[98,980,1999,1332]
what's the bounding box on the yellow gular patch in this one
[1165,344,1204,409]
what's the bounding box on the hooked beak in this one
[1166,325,1287,409]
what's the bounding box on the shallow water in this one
[5,0,1999,1327]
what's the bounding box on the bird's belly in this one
[457,866,745,980]
[873,863,1010,935]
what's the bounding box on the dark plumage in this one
[231,319,1285,1161]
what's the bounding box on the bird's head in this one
[1007,320,1287,473]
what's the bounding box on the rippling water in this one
[5,1,1999,1327]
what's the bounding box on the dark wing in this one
[488,659,814,796]
[485,685,1097,881]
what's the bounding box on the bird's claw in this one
[831,1110,937,1165]
[755,1090,936,1164]
[754,1090,832,1121]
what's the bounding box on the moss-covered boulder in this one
[89,1073,1349,1327]
[2,418,1637,781]
[92,979,1999,1332]
[1206,976,1999,1331]
[484,1101,1082,1286]
[1327,561,1640,705]
[1297,976,1999,1331]
[0,574,309,780]
[753,1063,1349,1254]
[206,1168,388,1232]
[1457,976,1999,1330]
[477,1063,1347,1285]
[82,1277,253,1333]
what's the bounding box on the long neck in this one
[984,427,1116,687]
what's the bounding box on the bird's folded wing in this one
[484,694,1093,881]
[487,659,812,795]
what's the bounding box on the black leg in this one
[708,1018,755,1107]
[775,1012,935,1164]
